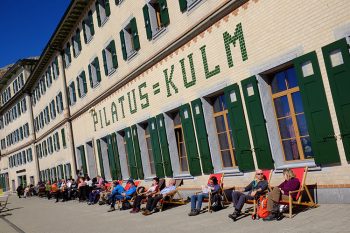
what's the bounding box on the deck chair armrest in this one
[163,190,177,197]
[288,188,304,195]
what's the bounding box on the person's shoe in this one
[228,210,241,221]
[263,213,277,221]
[142,210,152,216]
[188,209,196,216]
[107,207,115,212]
[153,208,160,213]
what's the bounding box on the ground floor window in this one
[173,112,189,172]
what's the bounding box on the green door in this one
[180,104,202,176]
[294,51,340,165]
[111,133,123,180]
[79,146,88,175]
[96,139,105,179]
[148,117,165,178]
[107,135,118,180]
[156,114,173,177]
[241,76,274,169]
[190,99,214,174]
[124,128,138,179]
[131,125,144,179]
[224,84,255,171]
[322,38,350,162]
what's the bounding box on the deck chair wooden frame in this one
[116,180,141,210]
[0,195,9,213]
[279,167,318,218]
[159,179,186,211]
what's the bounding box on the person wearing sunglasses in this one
[228,169,268,220]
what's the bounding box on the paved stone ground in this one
[0,194,349,233]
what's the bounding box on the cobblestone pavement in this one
[0,194,349,233]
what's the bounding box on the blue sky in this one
[0,0,71,68]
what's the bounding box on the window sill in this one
[173,173,194,180]
[100,17,109,27]
[108,68,116,77]
[86,36,94,44]
[92,82,101,89]
[80,93,87,99]
[187,0,204,12]
[127,50,138,61]
[274,160,319,171]
[152,26,167,40]
[70,102,76,107]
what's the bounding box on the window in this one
[56,92,64,113]
[212,94,236,168]
[39,112,44,128]
[83,11,95,43]
[40,77,46,94]
[54,132,60,151]
[44,106,50,125]
[179,0,203,12]
[50,100,56,119]
[18,73,24,89]
[120,17,140,60]
[42,141,48,156]
[88,57,101,88]
[24,123,29,138]
[13,79,18,93]
[96,0,111,26]
[76,71,88,98]
[143,0,169,40]
[22,151,26,164]
[64,42,72,68]
[19,127,23,140]
[61,128,67,148]
[48,137,53,154]
[21,98,27,113]
[270,67,313,161]
[115,0,124,5]
[102,40,118,76]
[68,82,77,106]
[27,148,33,162]
[173,112,189,172]
[144,123,156,175]
[72,29,82,57]
[52,57,59,79]
[46,67,52,87]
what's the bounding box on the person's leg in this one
[133,195,142,210]
[190,195,198,210]
[267,187,281,211]
[146,196,154,211]
[196,193,208,210]
[150,194,163,211]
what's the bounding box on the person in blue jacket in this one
[108,179,136,212]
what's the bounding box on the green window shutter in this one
[82,21,87,43]
[294,51,340,165]
[77,31,82,51]
[95,57,101,82]
[105,0,111,17]
[131,125,144,179]
[109,40,118,69]
[102,49,108,76]
[76,77,81,98]
[71,82,77,102]
[88,64,93,88]
[156,114,173,177]
[224,84,254,171]
[125,128,138,179]
[142,4,152,40]
[80,146,87,175]
[159,0,170,27]
[107,135,118,180]
[89,11,95,36]
[179,104,202,176]
[130,17,140,51]
[96,1,101,27]
[241,76,274,169]
[119,30,127,60]
[322,38,350,161]
[96,139,105,179]
[148,117,165,178]
[178,0,187,12]
[82,71,87,94]
[61,128,66,148]
[71,37,76,57]
[190,99,213,174]
[111,133,122,180]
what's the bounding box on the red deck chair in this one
[159,179,186,211]
[117,180,141,209]
[279,167,318,218]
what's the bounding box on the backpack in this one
[210,193,223,212]
[257,196,270,219]
[120,201,132,210]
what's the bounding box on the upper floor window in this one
[68,81,77,106]
[21,98,27,113]
[88,57,101,88]
[18,73,24,89]
[77,71,88,98]
[179,0,203,12]
[44,106,50,125]
[102,40,118,76]
[56,92,64,113]
[83,11,95,43]
[96,0,111,27]
[13,79,19,94]
[50,100,56,120]
[120,17,140,61]
[72,29,82,57]
[143,0,170,40]
[64,42,72,68]
[46,67,52,87]
[52,57,59,80]
[40,77,46,95]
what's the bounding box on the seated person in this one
[58,180,68,202]
[45,181,52,199]
[88,183,105,205]
[188,176,220,216]
[99,183,112,205]
[264,168,300,221]
[142,179,176,216]
[228,169,268,220]
[23,186,30,198]
[50,181,59,202]
[16,185,24,198]
[107,180,126,212]
[130,177,159,213]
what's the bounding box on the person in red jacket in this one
[264,168,300,221]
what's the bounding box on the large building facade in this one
[1,0,350,203]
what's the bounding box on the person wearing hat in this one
[108,179,137,212]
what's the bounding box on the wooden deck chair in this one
[159,179,186,211]
[0,195,9,213]
[245,169,273,218]
[206,173,230,212]
[117,180,141,209]
[279,167,318,218]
